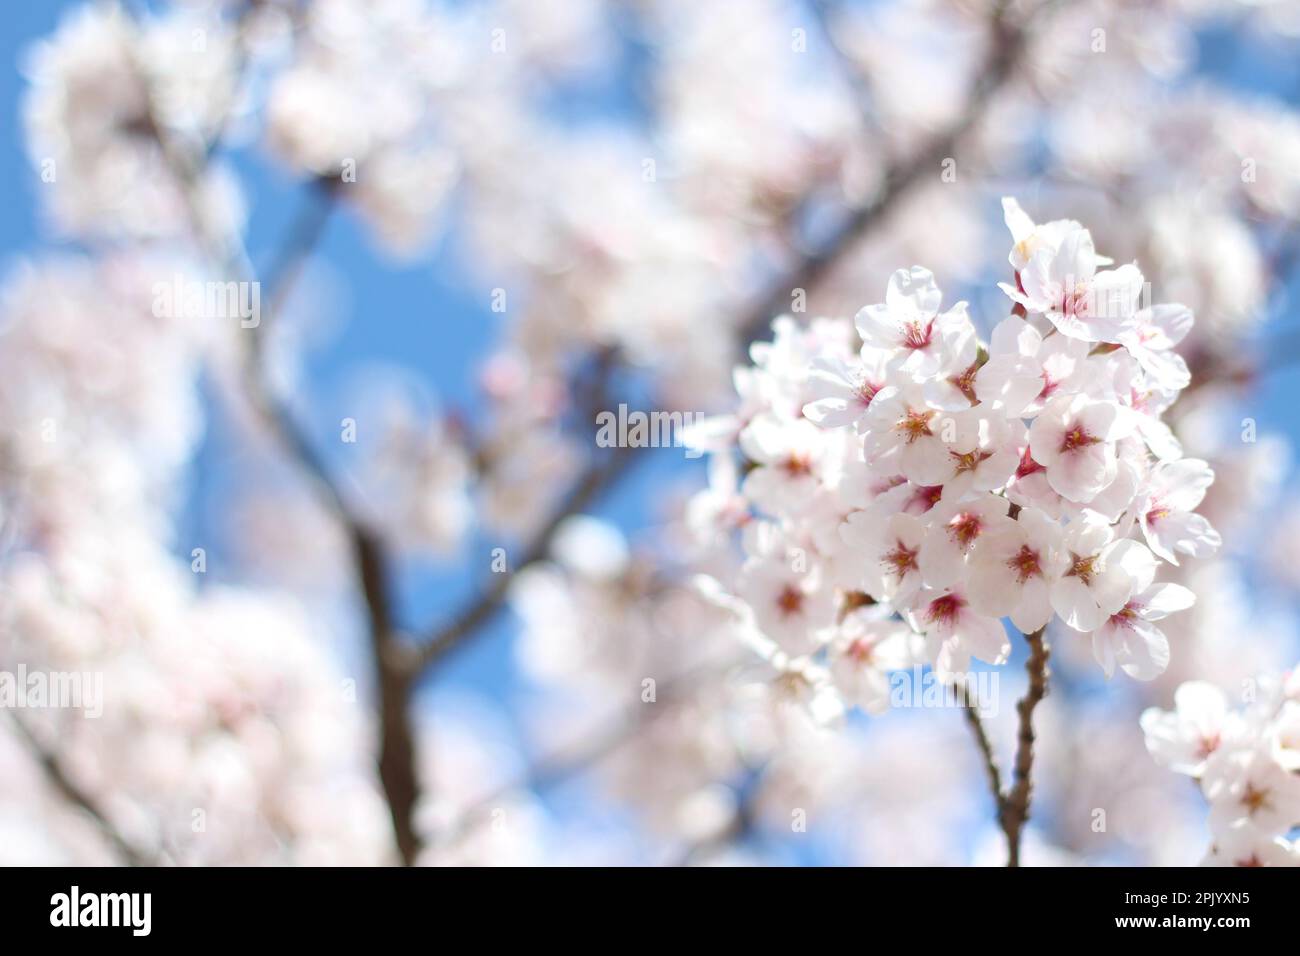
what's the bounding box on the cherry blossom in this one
[903,585,1011,681]
[5,0,1294,870]
[828,609,921,714]
[1134,458,1222,565]
[1003,220,1145,344]
[966,506,1067,633]
[1144,669,1300,866]
[1027,393,1133,503]
[855,266,976,380]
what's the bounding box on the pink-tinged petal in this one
[1134,415,1183,462]
[1131,346,1190,391]
[1159,458,1215,511]
[963,613,1011,666]
[1147,303,1194,348]
[1104,538,1158,593]
[1018,249,1060,312]
[1078,400,1130,442]
[1055,226,1097,285]
[1046,442,1114,503]
[886,265,942,318]
[1147,509,1221,564]
[1086,264,1143,334]
[1136,582,1195,621]
[1002,196,1036,245]
[1091,625,1119,678]
[1010,578,1054,633]
[854,302,897,348]
[989,314,1042,355]
[975,353,1042,416]
[898,438,952,486]
[802,397,861,428]
[1112,616,1170,681]
[998,281,1035,309]
[919,534,967,590]
[1052,575,1102,632]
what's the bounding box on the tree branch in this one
[118,0,1063,868]
[411,0,1049,680]
[413,441,634,672]
[121,12,421,865]
[957,685,1006,820]
[428,659,737,850]
[1000,626,1050,867]
[6,710,153,867]
[735,0,1035,346]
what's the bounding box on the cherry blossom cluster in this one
[1142,673,1300,866]
[6,0,1298,867]
[0,254,391,865]
[689,199,1222,712]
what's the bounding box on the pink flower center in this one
[949,362,980,403]
[925,593,965,627]
[897,408,935,443]
[905,484,944,512]
[1106,601,1141,630]
[901,320,934,350]
[1146,504,1170,525]
[949,448,992,475]
[856,379,882,408]
[882,540,920,581]
[1240,782,1273,816]
[846,638,874,663]
[948,513,983,550]
[1006,545,1042,584]
[782,453,813,477]
[1059,423,1101,454]
[1014,446,1045,479]
[1061,282,1090,317]
[1037,372,1060,403]
[776,585,804,617]
[1066,552,1098,586]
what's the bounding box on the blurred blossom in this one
[2,0,1299,868]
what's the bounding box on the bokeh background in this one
[1,0,1299,865]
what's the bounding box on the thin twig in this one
[120,10,422,865]
[734,0,1036,346]
[7,710,153,867]
[956,685,1006,817]
[1001,626,1050,867]
[411,0,1049,680]
[430,658,738,850]
[414,442,634,672]
[413,346,627,671]
[673,792,756,867]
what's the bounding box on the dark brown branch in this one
[234,202,422,865]
[674,793,755,867]
[412,1,1047,680]
[957,686,1006,818]
[414,441,635,672]
[7,711,152,867]
[735,2,1034,347]
[123,16,422,865]
[1000,626,1050,867]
